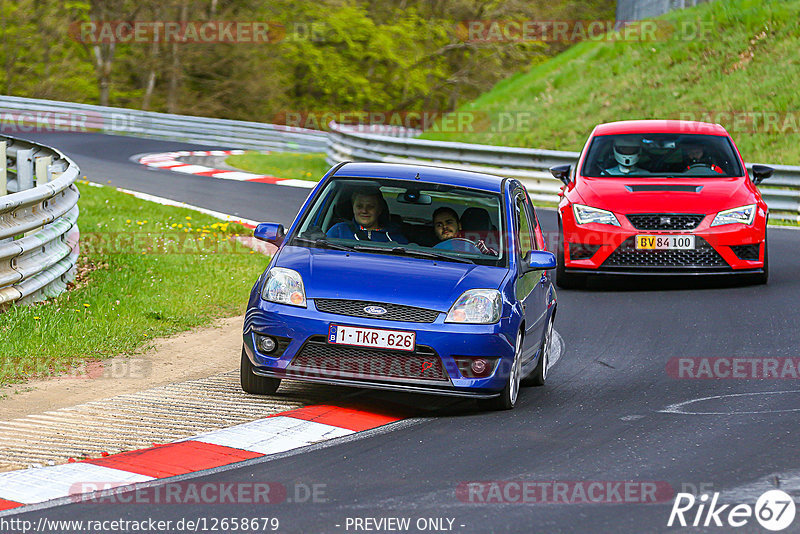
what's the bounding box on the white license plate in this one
[328,324,415,352]
[635,235,695,250]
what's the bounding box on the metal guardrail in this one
[616,0,716,23]
[0,95,328,153]
[0,136,80,308]
[327,122,800,222]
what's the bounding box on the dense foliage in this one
[0,0,613,122]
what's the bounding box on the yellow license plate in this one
[635,235,695,250]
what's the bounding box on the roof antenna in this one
[414,172,420,180]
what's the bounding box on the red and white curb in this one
[138,150,316,189]
[0,404,406,512]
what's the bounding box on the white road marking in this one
[190,416,354,455]
[0,463,153,504]
[114,187,260,227]
[659,390,800,415]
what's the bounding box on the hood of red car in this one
[573,176,758,215]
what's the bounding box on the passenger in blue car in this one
[327,187,408,243]
[432,207,497,255]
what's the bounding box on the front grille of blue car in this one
[314,299,440,323]
[602,236,727,269]
[287,336,449,382]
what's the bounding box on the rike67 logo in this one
[668,490,796,531]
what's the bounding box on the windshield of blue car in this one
[581,133,744,178]
[290,177,507,267]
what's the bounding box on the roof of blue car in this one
[331,162,507,192]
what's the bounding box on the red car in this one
[552,120,773,288]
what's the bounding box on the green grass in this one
[421,0,800,165]
[226,151,330,181]
[0,184,269,387]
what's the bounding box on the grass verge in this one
[226,151,330,181]
[0,183,269,388]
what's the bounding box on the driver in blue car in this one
[432,207,496,255]
[327,187,408,243]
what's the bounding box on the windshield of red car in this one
[581,133,744,178]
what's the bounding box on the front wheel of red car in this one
[748,232,769,285]
[556,228,586,289]
[240,346,281,395]
[479,331,523,411]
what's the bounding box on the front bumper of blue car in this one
[242,299,518,399]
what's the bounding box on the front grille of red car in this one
[626,213,705,231]
[314,299,440,323]
[287,336,449,382]
[602,236,727,269]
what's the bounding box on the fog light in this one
[257,336,277,353]
[471,358,488,376]
[454,356,498,378]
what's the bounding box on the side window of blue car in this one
[514,193,534,260]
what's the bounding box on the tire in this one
[522,311,554,387]
[240,346,281,395]
[742,231,768,285]
[754,231,769,285]
[556,227,586,289]
[478,331,523,411]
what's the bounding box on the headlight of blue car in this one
[445,289,502,324]
[261,267,306,307]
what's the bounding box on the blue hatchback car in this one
[242,162,558,410]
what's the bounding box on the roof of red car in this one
[592,120,729,136]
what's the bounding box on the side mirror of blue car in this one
[254,223,285,246]
[523,250,557,272]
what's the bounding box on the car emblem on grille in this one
[364,305,387,315]
[660,216,672,226]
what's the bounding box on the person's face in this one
[433,211,460,241]
[353,194,381,229]
[687,146,704,160]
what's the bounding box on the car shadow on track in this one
[577,275,764,292]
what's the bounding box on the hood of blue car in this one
[275,245,508,312]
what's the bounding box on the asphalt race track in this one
[8,132,800,533]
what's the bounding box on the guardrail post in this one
[0,141,6,196]
[16,148,34,191]
[35,155,53,184]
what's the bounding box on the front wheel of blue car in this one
[523,313,554,387]
[479,331,523,411]
[240,346,281,395]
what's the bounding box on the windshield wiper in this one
[387,246,475,264]
[293,237,357,252]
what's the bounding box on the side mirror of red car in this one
[549,165,572,186]
[751,164,774,185]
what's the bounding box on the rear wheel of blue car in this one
[240,346,281,395]
[479,331,523,411]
